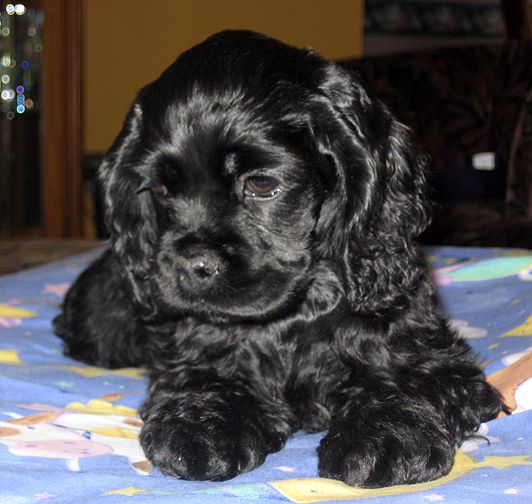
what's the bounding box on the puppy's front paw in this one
[318,422,454,487]
[140,406,271,480]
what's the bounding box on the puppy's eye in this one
[149,181,168,197]
[243,176,281,200]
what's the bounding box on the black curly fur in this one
[53,31,503,486]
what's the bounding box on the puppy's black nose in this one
[179,251,223,284]
[190,256,220,279]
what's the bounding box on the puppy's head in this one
[99,31,430,322]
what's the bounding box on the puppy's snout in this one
[189,254,221,279]
[178,249,224,284]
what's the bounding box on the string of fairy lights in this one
[0,3,42,119]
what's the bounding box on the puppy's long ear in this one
[315,64,432,315]
[98,103,158,317]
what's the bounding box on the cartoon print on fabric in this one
[270,452,532,503]
[0,303,37,328]
[55,365,145,379]
[449,319,488,339]
[489,350,532,415]
[0,349,22,365]
[502,315,532,337]
[432,255,532,286]
[0,412,113,472]
[0,399,149,474]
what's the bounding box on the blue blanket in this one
[1,246,531,503]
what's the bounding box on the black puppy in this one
[54,31,502,487]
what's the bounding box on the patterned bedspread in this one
[0,247,531,503]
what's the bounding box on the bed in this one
[0,246,531,503]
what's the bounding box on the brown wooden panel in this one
[41,0,83,237]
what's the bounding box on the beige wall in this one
[84,0,364,153]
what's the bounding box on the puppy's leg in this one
[318,321,502,487]
[139,375,292,480]
[53,250,147,368]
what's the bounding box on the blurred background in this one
[0,0,530,271]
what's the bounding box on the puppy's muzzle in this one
[176,248,224,287]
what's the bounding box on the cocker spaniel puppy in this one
[54,31,503,487]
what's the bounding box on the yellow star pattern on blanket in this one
[102,486,147,497]
[0,305,37,318]
[501,314,532,337]
[0,349,22,365]
[66,399,138,417]
[56,365,145,379]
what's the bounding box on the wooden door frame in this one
[41,0,83,237]
[502,0,532,38]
